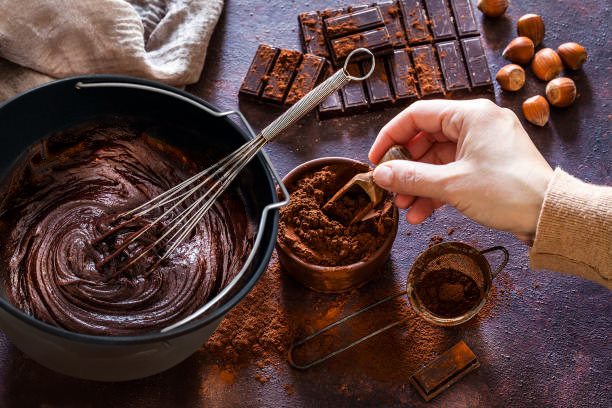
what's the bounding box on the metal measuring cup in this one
[288,241,509,370]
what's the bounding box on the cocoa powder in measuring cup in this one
[278,163,394,266]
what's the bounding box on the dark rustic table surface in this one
[1,0,610,407]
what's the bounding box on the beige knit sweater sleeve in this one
[530,168,611,289]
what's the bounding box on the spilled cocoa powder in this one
[278,163,394,266]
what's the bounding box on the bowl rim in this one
[0,75,280,345]
[276,156,399,273]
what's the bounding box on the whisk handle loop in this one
[259,48,375,142]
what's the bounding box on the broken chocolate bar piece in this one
[450,0,479,37]
[461,36,493,89]
[341,63,369,113]
[377,1,408,48]
[412,44,445,96]
[436,40,470,92]
[388,48,419,101]
[239,44,279,98]
[330,27,393,66]
[410,340,480,402]
[262,49,303,104]
[364,57,394,108]
[241,45,328,107]
[298,12,329,58]
[398,0,432,44]
[285,54,328,106]
[424,0,457,41]
[324,7,384,39]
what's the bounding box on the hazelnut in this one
[522,96,550,127]
[546,77,577,107]
[477,0,508,17]
[531,48,563,81]
[496,64,526,91]
[517,14,545,46]
[502,37,535,65]
[557,42,588,70]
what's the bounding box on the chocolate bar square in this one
[317,66,345,119]
[377,1,408,48]
[262,49,303,103]
[398,0,432,44]
[388,48,419,101]
[364,57,394,108]
[436,40,470,92]
[341,63,369,113]
[298,12,329,58]
[450,0,479,37]
[410,340,480,401]
[412,44,445,96]
[330,27,393,66]
[461,36,493,89]
[239,44,279,98]
[423,0,457,41]
[324,7,384,39]
[285,54,328,106]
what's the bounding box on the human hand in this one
[369,99,554,240]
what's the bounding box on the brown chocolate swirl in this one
[0,124,253,336]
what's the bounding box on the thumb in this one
[372,160,457,200]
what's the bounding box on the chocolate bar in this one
[285,54,328,105]
[412,44,444,96]
[292,1,494,119]
[461,37,493,89]
[398,0,432,44]
[377,1,408,48]
[424,0,457,41]
[240,45,327,107]
[436,40,470,92]
[324,7,384,38]
[450,0,479,37]
[239,44,279,98]
[364,57,394,108]
[410,340,480,401]
[388,48,419,101]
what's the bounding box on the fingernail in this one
[373,165,392,187]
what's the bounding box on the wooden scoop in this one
[323,145,411,225]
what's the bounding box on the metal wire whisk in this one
[95,48,376,271]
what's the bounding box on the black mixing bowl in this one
[0,76,285,381]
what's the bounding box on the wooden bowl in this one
[276,157,399,293]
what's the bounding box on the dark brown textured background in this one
[1,0,610,407]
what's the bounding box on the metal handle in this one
[479,246,510,278]
[288,291,406,370]
[259,48,375,142]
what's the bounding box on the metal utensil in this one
[287,242,509,370]
[323,145,411,224]
[90,48,376,274]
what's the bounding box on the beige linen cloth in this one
[0,0,224,101]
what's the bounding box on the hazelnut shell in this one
[522,95,550,127]
[531,48,563,81]
[502,37,535,65]
[496,64,526,92]
[557,42,588,70]
[477,0,508,18]
[546,77,577,107]
[517,14,545,46]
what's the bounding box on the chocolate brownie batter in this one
[0,123,253,336]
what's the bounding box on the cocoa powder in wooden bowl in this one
[276,157,398,293]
